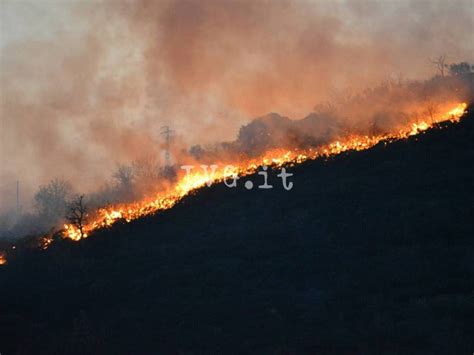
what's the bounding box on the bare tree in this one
[112,164,136,200]
[66,195,88,239]
[132,155,160,182]
[34,178,73,226]
[112,164,134,188]
[425,102,439,124]
[430,55,448,77]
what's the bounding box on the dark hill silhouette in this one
[236,111,340,156]
[1,105,474,354]
[231,74,474,158]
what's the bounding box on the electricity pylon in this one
[160,125,174,167]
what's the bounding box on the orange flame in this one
[56,102,467,243]
[0,252,7,265]
[0,102,466,265]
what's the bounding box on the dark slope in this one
[1,107,474,354]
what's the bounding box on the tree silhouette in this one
[449,62,472,76]
[66,195,88,239]
[34,178,72,227]
[430,55,448,77]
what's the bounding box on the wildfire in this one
[0,252,7,265]
[0,102,468,264]
[0,101,461,263]
[55,102,467,242]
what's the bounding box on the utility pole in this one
[160,125,174,167]
[16,180,20,215]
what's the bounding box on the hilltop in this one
[1,105,474,354]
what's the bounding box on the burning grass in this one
[0,102,467,263]
[58,102,467,242]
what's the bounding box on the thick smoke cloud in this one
[0,0,473,212]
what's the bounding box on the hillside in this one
[1,105,474,354]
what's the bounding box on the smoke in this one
[0,0,473,213]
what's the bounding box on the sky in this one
[0,0,473,212]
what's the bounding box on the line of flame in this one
[48,102,466,244]
[0,102,464,264]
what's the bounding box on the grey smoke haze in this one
[0,0,473,212]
